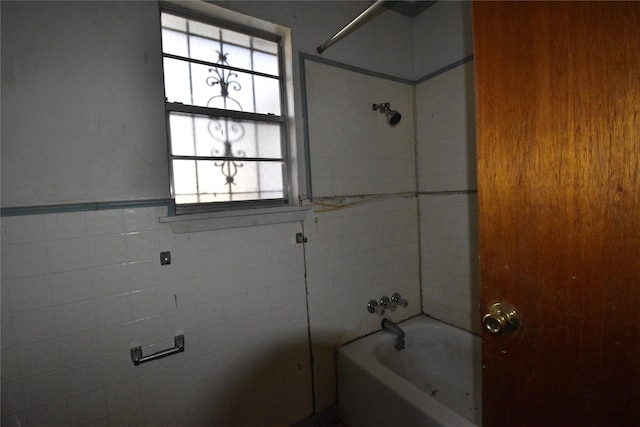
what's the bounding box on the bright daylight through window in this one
[161,10,289,213]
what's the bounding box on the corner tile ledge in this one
[160,205,311,233]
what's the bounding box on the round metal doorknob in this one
[482,302,520,335]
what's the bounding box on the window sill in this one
[159,204,311,233]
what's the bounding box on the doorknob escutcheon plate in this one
[482,302,520,335]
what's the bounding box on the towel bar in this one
[131,335,184,366]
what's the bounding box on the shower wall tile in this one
[0,207,313,426]
[305,60,416,197]
[416,61,477,193]
[416,59,480,335]
[303,196,421,411]
[420,193,480,334]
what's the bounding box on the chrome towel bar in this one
[131,335,184,366]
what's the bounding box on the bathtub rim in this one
[337,314,478,427]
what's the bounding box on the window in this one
[161,9,291,214]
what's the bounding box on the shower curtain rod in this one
[316,0,388,54]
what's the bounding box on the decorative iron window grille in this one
[161,10,288,212]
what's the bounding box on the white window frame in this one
[159,1,305,228]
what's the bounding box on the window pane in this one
[168,113,196,156]
[162,11,288,208]
[219,42,252,71]
[161,13,279,77]
[169,112,284,159]
[188,20,222,40]
[253,50,278,76]
[253,75,281,114]
[172,159,197,196]
[172,159,285,203]
[163,58,193,105]
[255,121,284,158]
[221,28,251,48]
[162,28,188,57]
[163,58,280,115]
[188,34,224,65]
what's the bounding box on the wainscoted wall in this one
[1,208,312,426]
[416,61,480,334]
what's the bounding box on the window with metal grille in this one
[161,10,289,214]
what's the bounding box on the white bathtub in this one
[337,315,481,426]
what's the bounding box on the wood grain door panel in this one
[473,2,640,425]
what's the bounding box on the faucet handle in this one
[367,300,385,316]
[380,296,397,311]
[391,293,408,308]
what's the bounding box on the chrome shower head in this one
[373,102,401,126]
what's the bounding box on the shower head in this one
[373,102,401,126]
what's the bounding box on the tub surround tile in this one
[303,197,421,411]
[416,61,477,194]
[419,194,479,333]
[416,60,479,334]
[305,61,416,198]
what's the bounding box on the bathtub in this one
[337,315,481,427]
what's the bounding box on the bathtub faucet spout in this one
[381,319,405,350]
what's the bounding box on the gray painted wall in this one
[1,0,471,209]
[1,2,168,207]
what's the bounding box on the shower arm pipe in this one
[316,0,387,54]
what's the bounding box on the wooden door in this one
[473,2,640,425]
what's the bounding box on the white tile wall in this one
[1,54,477,426]
[416,60,480,334]
[419,194,480,334]
[1,208,312,426]
[416,61,477,193]
[305,60,416,197]
[304,196,421,410]
[303,59,423,411]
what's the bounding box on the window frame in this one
[159,2,296,216]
